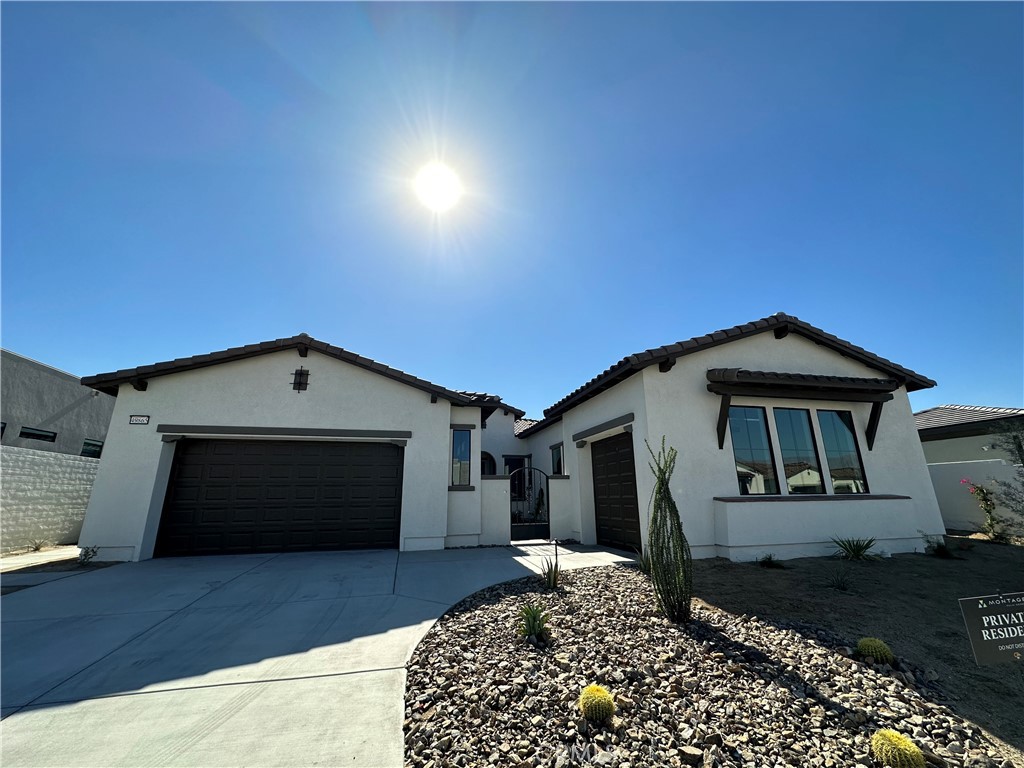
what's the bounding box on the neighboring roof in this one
[81,334,516,411]
[915,404,1024,440]
[1,348,82,383]
[456,391,526,418]
[518,313,935,439]
[514,418,539,436]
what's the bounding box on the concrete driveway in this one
[1,544,630,767]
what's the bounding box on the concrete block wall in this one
[1,445,99,553]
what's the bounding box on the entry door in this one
[590,432,642,551]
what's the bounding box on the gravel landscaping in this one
[404,564,1022,768]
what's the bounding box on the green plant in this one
[961,478,1010,542]
[540,557,560,589]
[870,729,925,768]
[757,553,785,569]
[28,539,48,552]
[856,637,895,665]
[578,684,615,723]
[518,602,551,643]
[635,546,652,576]
[78,545,99,565]
[831,536,877,560]
[646,437,693,623]
[919,531,955,559]
[826,566,851,592]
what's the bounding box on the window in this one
[1,421,5,437]
[773,408,825,494]
[551,444,563,475]
[451,429,471,486]
[481,451,497,476]
[19,427,56,443]
[81,439,104,459]
[728,406,779,495]
[817,410,869,493]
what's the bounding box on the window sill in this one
[448,485,476,492]
[713,493,909,503]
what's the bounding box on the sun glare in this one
[414,162,464,213]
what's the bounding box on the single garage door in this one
[155,439,403,557]
[591,431,642,552]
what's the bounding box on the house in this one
[1,349,117,552]
[915,405,1024,531]
[78,313,945,562]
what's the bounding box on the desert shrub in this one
[636,546,652,576]
[757,553,785,569]
[856,637,895,665]
[578,684,615,723]
[540,557,560,589]
[28,539,48,552]
[961,478,1011,542]
[78,545,99,565]
[518,602,550,643]
[919,531,955,559]
[826,566,851,592]
[646,437,693,623]
[832,536,877,560]
[870,729,925,768]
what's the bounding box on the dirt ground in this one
[691,536,1024,756]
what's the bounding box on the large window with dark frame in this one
[451,429,471,486]
[19,427,56,442]
[817,410,869,494]
[728,406,779,495]
[551,444,563,475]
[773,408,825,494]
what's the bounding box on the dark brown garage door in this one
[591,431,642,552]
[155,439,403,557]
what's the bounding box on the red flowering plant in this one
[961,478,1006,541]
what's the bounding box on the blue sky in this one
[2,2,1021,418]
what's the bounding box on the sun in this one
[413,162,464,213]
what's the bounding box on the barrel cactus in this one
[578,684,615,723]
[870,729,925,768]
[856,637,895,665]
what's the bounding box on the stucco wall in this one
[480,411,527,471]
[80,349,459,561]
[927,459,1018,531]
[1,350,115,456]
[640,332,944,560]
[921,435,1018,464]
[445,410,483,548]
[1,445,98,552]
[480,477,511,545]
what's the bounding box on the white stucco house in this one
[79,313,945,562]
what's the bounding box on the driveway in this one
[1,544,630,767]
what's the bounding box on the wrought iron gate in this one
[509,466,550,540]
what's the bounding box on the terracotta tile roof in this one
[81,334,511,409]
[914,404,1024,431]
[514,419,539,436]
[517,313,934,439]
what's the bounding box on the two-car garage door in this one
[155,439,403,557]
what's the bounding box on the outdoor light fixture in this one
[292,367,310,392]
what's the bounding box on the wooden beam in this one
[131,379,148,392]
[706,383,894,404]
[430,394,438,404]
[774,324,791,339]
[658,359,675,373]
[297,344,308,358]
[716,393,732,449]
[866,401,883,450]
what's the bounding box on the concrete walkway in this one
[0,544,631,767]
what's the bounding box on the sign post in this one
[958,591,1024,666]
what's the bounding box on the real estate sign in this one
[959,591,1024,666]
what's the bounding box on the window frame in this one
[551,443,563,475]
[450,428,471,487]
[773,407,826,495]
[81,439,104,459]
[727,405,781,496]
[816,409,870,494]
[19,427,57,443]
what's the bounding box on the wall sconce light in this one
[292,367,310,392]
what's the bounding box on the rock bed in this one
[404,565,1020,768]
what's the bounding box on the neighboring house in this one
[1,349,117,552]
[915,405,1024,531]
[78,313,945,562]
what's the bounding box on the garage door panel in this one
[155,439,403,557]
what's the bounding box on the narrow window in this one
[19,427,57,442]
[551,444,563,475]
[451,429,471,486]
[0,421,5,437]
[81,439,104,459]
[773,408,825,494]
[728,406,779,495]
[817,410,869,493]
